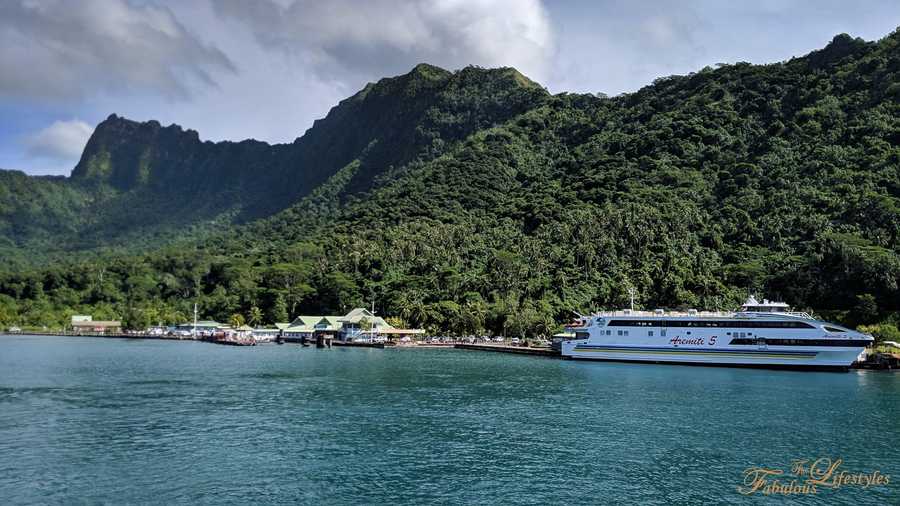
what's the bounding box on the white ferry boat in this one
[561,296,872,371]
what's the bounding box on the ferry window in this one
[618,330,623,336]
[824,326,845,333]
[624,331,629,336]
[661,329,666,337]
[686,331,691,335]
[648,331,654,336]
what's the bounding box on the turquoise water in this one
[1,335,898,504]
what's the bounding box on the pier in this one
[856,352,900,370]
[454,343,560,357]
[332,340,386,349]
[206,337,255,347]
[281,335,334,348]
[7,331,900,369]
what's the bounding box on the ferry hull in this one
[561,343,864,371]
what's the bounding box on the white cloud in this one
[0,0,235,101]
[71,0,557,149]
[214,0,555,84]
[545,0,899,97]
[24,120,94,161]
[4,0,899,177]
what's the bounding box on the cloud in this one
[214,0,554,84]
[24,119,94,161]
[5,0,899,177]
[0,0,235,101]
[545,0,900,97]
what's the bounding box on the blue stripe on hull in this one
[563,344,864,369]
[573,344,815,356]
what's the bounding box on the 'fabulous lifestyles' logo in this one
[738,457,890,496]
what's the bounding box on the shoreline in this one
[4,332,898,370]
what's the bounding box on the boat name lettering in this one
[669,336,707,346]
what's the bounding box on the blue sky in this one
[1,0,898,176]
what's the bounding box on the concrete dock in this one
[454,343,561,357]
[332,340,386,349]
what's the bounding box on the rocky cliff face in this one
[72,114,276,193]
[4,64,550,254]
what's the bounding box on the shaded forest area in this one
[1,31,898,340]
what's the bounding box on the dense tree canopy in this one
[1,31,898,336]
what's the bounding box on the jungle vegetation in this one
[1,31,898,339]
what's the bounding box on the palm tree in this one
[229,313,245,329]
[248,306,263,327]
[463,300,487,336]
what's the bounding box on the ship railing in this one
[586,309,816,320]
[588,310,736,318]
[736,311,815,320]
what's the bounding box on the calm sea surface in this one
[1,335,898,505]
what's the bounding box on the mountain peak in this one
[71,115,201,189]
[354,64,543,103]
[803,33,870,68]
[408,62,452,79]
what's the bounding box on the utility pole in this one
[192,302,198,337]
[628,287,637,312]
[371,295,376,340]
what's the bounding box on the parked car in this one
[8,326,21,333]
[510,338,520,345]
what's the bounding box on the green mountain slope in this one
[0,64,547,262]
[1,31,898,335]
[0,170,94,247]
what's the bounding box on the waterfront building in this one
[339,308,391,341]
[313,316,343,338]
[173,320,221,336]
[251,327,281,342]
[282,316,328,339]
[71,315,122,334]
[281,308,425,342]
[235,325,254,338]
